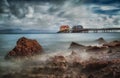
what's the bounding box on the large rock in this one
[86,46,110,54]
[96,37,107,44]
[81,60,109,72]
[5,37,43,59]
[103,40,120,47]
[69,42,110,54]
[103,40,120,53]
[69,42,86,52]
[69,42,85,49]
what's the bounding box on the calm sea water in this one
[0,33,120,58]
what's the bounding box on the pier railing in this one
[58,28,120,33]
[79,28,120,33]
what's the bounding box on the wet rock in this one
[92,63,120,78]
[50,56,68,71]
[69,42,86,52]
[86,46,109,54]
[51,56,67,63]
[2,73,14,78]
[103,40,120,53]
[66,51,80,64]
[71,51,77,55]
[5,37,43,59]
[88,74,95,78]
[1,55,120,78]
[82,60,109,72]
[96,37,107,44]
[103,40,120,47]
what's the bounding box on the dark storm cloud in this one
[0,0,120,17]
[0,0,66,18]
[87,0,120,16]
[0,0,120,30]
[83,0,120,4]
[7,0,66,4]
[0,0,9,13]
[2,0,120,5]
[92,7,120,15]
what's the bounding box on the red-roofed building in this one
[60,25,70,32]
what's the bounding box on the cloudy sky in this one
[0,0,120,32]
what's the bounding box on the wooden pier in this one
[58,26,120,33]
[71,28,120,33]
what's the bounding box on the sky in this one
[0,0,120,32]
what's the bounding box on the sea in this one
[0,32,120,59]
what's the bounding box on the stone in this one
[96,37,107,44]
[69,42,86,51]
[103,40,120,47]
[51,56,67,63]
[71,51,77,55]
[86,46,109,54]
[5,37,43,59]
[103,40,120,53]
[50,56,68,71]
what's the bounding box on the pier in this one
[58,25,120,33]
[73,28,120,33]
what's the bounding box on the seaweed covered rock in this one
[5,37,43,59]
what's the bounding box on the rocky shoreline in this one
[0,37,120,78]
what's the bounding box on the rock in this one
[5,37,43,59]
[103,40,120,53]
[71,51,77,55]
[2,53,120,78]
[102,64,120,78]
[66,51,79,63]
[69,42,85,49]
[82,60,109,72]
[51,56,67,63]
[88,74,95,78]
[69,42,86,51]
[103,40,120,47]
[50,56,68,71]
[86,46,110,54]
[96,37,107,44]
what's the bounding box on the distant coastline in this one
[0,29,55,34]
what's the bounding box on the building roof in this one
[72,25,83,29]
[60,25,69,27]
